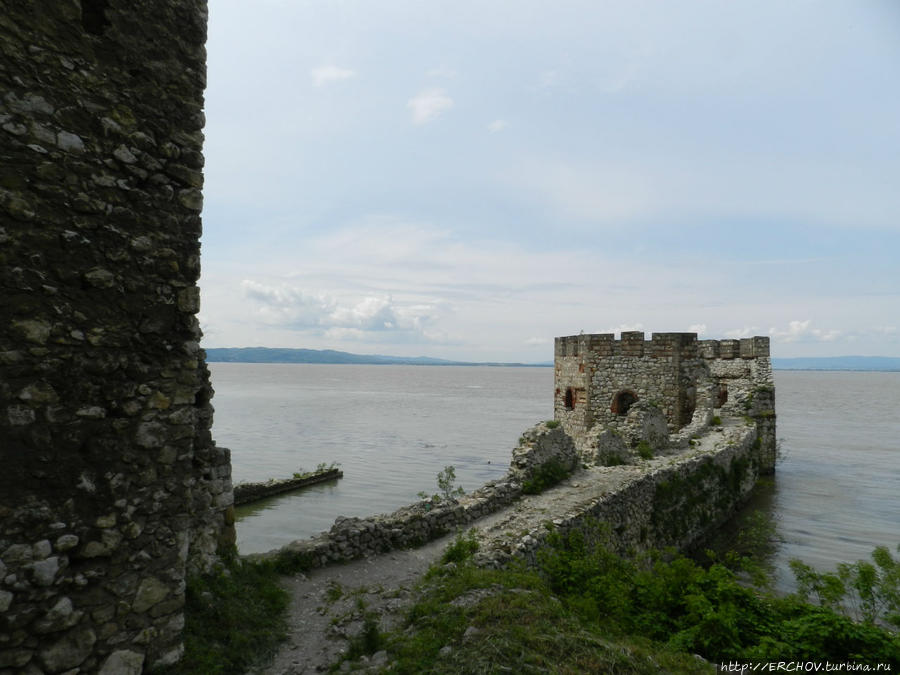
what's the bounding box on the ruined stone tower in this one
[1,2,233,671]
[554,332,776,472]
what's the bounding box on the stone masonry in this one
[554,332,776,473]
[0,2,233,672]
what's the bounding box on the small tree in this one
[436,465,465,502]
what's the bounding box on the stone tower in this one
[554,332,775,472]
[1,1,233,671]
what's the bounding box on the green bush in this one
[522,458,570,494]
[536,529,900,663]
[545,420,561,429]
[711,415,722,426]
[636,440,654,460]
[442,530,480,564]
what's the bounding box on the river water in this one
[209,364,899,587]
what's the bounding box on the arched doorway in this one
[610,390,638,416]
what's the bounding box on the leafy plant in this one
[711,415,722,426]
[636,440,654,460]
[790,544,900,627]
[442,529,480,564]
[545,420,561,429]
[522,458,570,494]
[436,465,465,501]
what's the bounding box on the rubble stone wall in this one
[554,332,775,474]
[0,2,233,672]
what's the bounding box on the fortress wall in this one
[269,423,765,574]
[0,2,232,672]
[554,333,775,472]
[485,423,763,568]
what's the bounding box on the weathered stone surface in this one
[0,3,233,669]
[581,426,631,466]
[38,626,96,672]
[98,649,145,675]
[132,577,171,613]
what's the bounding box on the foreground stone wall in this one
[0,2,232,672]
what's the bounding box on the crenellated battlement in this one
[555,332,769,360]
[553,329,775,474]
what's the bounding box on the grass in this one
[157,554,289,674]
[545,420,561,429]
[711,415,722,426]
[386,560,713,674]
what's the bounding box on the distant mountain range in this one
[204,348,900,372]
[204,347,549,367]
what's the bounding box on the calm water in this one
[210,364,900,586]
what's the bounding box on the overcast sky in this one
[198,0,900,362]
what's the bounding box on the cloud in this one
[768,320,840,343]
[724,326,759,339]
[407,88,453,124]
[488,119,508,133]
[687,324,707,335]
[241,280,441,341]
[310,65,355,86]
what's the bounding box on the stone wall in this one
[554,332,775,474]
[234,469,344,506]
[0,2,232,672]
[474,422,764,569]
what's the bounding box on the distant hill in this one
[772,356,900,371]
[204,347,547,367]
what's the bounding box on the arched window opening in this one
[564,387,575,410]
[611,390,637,416]
[717,384,728,407]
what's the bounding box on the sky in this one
[199,0,900,362]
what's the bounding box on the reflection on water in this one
[211,365,900,577]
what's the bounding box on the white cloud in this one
[310,65,356,86]
[488,119,508,133]
[407,88,453,125]
[687,324,707,335]
[725,326,759,339]
[241,280,440,341]
[768,320,841,343]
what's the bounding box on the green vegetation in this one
[345,599,386,660]
[545,420,561,429]
[790,544,900,628]
[441,529,480,564]
[158,554,289,674]
[710,415,722,426]
[377,528,900,673]
[602,453,627,467]
[292,461,341,480]
[635,440,654,460]
[419,465,466,503]
[522,458,571,494]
